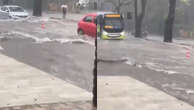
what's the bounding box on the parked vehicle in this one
[77,12,126,40]
[77,13,97,37]
[0,5,29,19]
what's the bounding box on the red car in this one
[77,13,97,37]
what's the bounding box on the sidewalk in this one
[98,76,194,110]
[146,35,194,47]
[0,53,92,109]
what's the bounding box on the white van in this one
[0,5,29,19]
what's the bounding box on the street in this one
[0,9,194,110]
[1,0,194,109]
[98,36,194,109]
[0,15,95,91]
[0,14,94,109]
[1,15,194,109]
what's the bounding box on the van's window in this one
[9,7,24,12]
[104,18,123,27]
[1,7,8,12]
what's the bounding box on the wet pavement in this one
[98,76,194,110]
[0,14,95,109]
[98,36,194,106]
[0,16,95,92]
[2,12,194,109]
[0,38,94,92]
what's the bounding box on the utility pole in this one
[92,17,98,109]
[92,34,97,109]
[33,0,42,16]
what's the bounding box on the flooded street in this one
[98,36,194,106]
[0,16,95,92]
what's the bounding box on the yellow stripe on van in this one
[104,25,113,29]
[105,14,121,18]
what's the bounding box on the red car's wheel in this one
[78,29,84,35]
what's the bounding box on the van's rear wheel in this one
[78,29,84,35]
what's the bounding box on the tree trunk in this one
[134,0,147,38]
[134,0,138,36]
[115,0,121,13]
[118,0,121,13]
[33,0,42,16]
[164,0,176,42]
[135,17,143,37]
